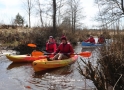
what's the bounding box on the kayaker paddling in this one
[97,35,106,44]
[48,36,74,60]
[84,35,95,44]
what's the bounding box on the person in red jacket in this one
[97,35,106,44]
[84,35,95,44]
[46,36,57,53]
[51,36,74,60]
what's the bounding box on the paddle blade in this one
[79,51,91,57]
[27,44,36,47]
[31,51,44,56]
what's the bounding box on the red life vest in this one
[56,43,74,54]
[98,37,105,44]
[85,37,95,44]
[46,42,57,53]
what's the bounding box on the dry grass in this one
[0,27,115,54]
[77,34,124,90]
[2,28,124,89]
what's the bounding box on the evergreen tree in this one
[14,13,24,26]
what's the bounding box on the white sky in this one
[81,0,99,28]
[0,0,99,29]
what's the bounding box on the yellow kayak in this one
[6,54,48,62]
[32,55,78,72]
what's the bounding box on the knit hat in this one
[90,35,93,37]
[61,36,67,40]
[49,36,53,38]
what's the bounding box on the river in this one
[0,43,98,90]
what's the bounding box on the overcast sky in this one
[0,0,99,29]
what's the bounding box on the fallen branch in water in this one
[113,74,123,90]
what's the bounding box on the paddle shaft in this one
[28,44,91,57]
[43,52,91,57]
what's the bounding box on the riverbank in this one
[1,27,124,89]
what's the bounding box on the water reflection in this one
[29,62,95,90]
[7,62,31,70]
[30,71,78,90]
[0,44,97,90]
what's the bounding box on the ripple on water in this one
[0,46,97,90]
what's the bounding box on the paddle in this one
[27,44,36,47]
[27,43,92,57]
[31,50,44,56]
[31,51,91,57]
[27,43,42,56]
[75,51,91,57]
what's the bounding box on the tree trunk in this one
[71,10,74,32]
[53,0,57,37]
[73,11,76,33]
[29,9,31,28]
[37,0,44,27]
[28,0,31,28]
[40,10,44,27]
[121,0,124,13]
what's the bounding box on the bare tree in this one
[33,0,66,29]
[56,0,66,26]
[60,16,71,30]
[121,0,124,12]
[23,0,34,28]
[53,0,57,37]
[35,0,44,27]
[66,0,85,32]
[95,0,124,29]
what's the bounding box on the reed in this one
[78,34,124,90]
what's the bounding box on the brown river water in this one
[0,43,100,90]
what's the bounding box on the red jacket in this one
[46,42,57,53]
[85,37,95,44]
[98,37,105,44]
[55,43,74,55]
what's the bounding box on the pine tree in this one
[14,13,24,26]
